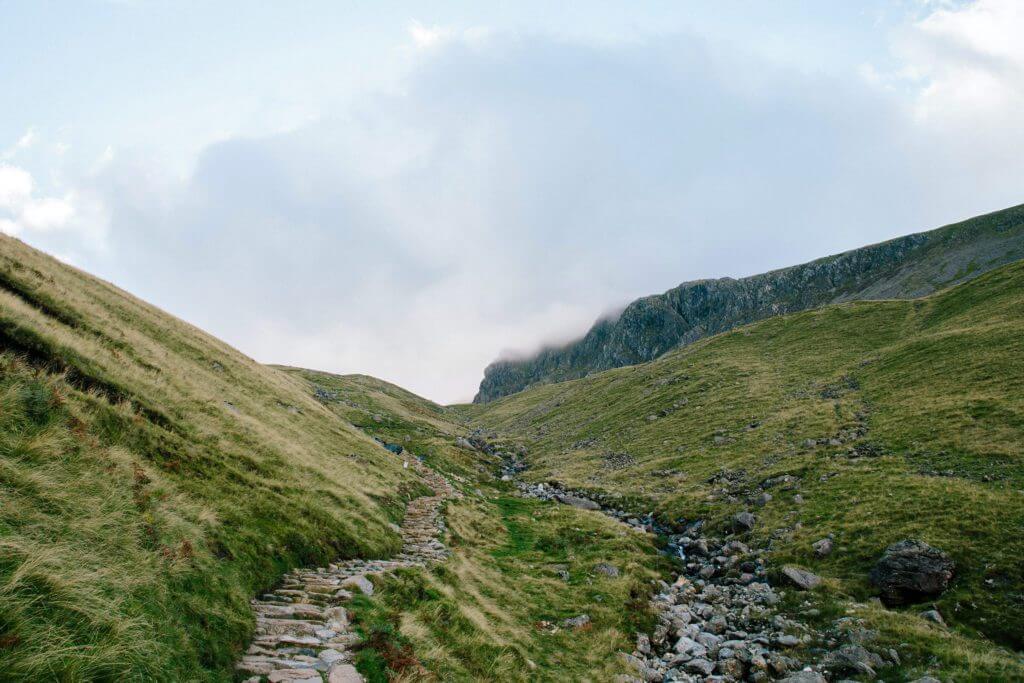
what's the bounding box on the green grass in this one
[0,236,420,680]
[348,494,670,681]
[462,260,1024,679]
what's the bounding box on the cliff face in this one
[474,203,1024,403]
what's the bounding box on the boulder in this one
[869,540,954,605]
[920,609,946,626]
[822,645,886,679]
[812,537,833,557]
[595,562,620,577]
[340,575,374,596]
[779,672,827,683]
[555,493,601,511]
[562,614,591,629]
[733,511,756,533]
[781,566,821,591]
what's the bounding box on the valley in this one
[1,206,1024,681]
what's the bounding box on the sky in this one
[1,0,1022,403]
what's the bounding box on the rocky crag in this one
[235,459,458,682]
[475,203,1024,402]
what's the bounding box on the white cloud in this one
[17,13,1024,403]
[408,22,453,49]
[0,164,34,207]
[407,21,489,51]
[0,159,107,246]
[19,196,75,232]
[1,128,36,160]
[890,0,1024,123]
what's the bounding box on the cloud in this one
[897,0,1024,121]
[0,165,34,207]
[23,9,1024,403]
[0,161,107,246]
[1,128,36,160]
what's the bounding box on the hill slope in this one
[0,236,422,679]
[475,203,1024,402]
[273,369,670,681]
[464,260,1024,678]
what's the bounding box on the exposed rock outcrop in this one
[475,204,1024,402]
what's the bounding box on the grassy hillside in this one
[464,260,1024,678]
[284,369,670,681]
[0,236,422,680]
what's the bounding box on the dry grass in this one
[463,260,1024,679]
[0,235,420,679]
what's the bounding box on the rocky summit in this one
[475,203,1024,402]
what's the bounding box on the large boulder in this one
[869,539,954,605]
[781,566,821,591]
[732,511,756,533]
[555,493,601,511]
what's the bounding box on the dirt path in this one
[236,460,458,683]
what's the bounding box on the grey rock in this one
[474,205,1024,403]
[733,511,756,533]
[781,566,821,590]
[562,614,591,629]
[595,562,620,577]
[778,671,827,683]
[812,538,833,557]
[869,539,955,605]
[340,575,374,596]
[684,658,715,676]
[555,493,601,511]
[822,645,886,678]
[636,633,651,655]
[920,609,946,626]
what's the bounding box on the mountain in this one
[0,236,422,679]
[463,259,1024,677]
[474,203,1024,402]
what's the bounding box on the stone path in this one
[236,459,458,683]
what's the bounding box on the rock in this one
[822,645,886,678]
[636,633,651,655]
[328,663,365,683]
[812,538,833,557]
[869,539,954,605]
[754,492,773,507]
[920,609,946,626]
[674,636,707,658]
[775,634,800,647]
[779,672,827,683]
[595,562,620,578]
[685,658,716,676]
[717,658,745,678]
[562,614,591,629]
[268,670,321,682]
[781,566,821,590]
[555,493,601,511]
[733,511,756,533]
[341,575,374,596]
[908,678,941,683]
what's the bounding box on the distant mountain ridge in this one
[474,203,1024,403]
